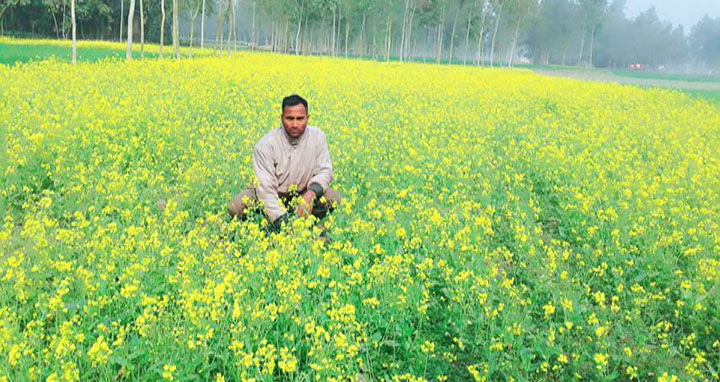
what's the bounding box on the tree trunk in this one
[277,18,282,53]
[232,0,237,53]
[303,13,309,54]
[477,0,487,65]
[173,0,179,58]
[435,4,445,64]
[120,0,124,42]
[295,3,304,54]
[309,25,314,54]
[400,0,410,61]
[62,0,67,39]
[343,11,349,57]
[588,24,596,67]
[251,0,256,50]
[216,0,224,54]
[360,13,366,56]
[335,8,340,54]
[126,0,135,61]
[228,0,235,56]
[323,21,328,54]
[406,3,416,61]
[448,2,460,63]
[372,12,377,60]
[508,17,520,68]
[317,19,323,54]
[201,0,206,48]
[140,0,144,58]
[425,27,430,61]
[71,0,76,64]
[225,1,230,56]
[270,19,275,52]
[578,31,585,66]
[331,6,337,56]
[385,12,392,61]
[489,2,502,66]
[190,2,200,49]
[160,0,165,57]
[284,17,289,53]
[463,0,475,65]
[51,6,59,38]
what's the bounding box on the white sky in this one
[624,0,720,32]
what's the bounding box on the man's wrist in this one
[308,183,323,202]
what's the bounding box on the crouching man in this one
[227,94,341,229]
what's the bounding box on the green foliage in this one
[0,41,157,65]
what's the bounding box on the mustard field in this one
[1,51,719,382]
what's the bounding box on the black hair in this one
[282,94,308,113]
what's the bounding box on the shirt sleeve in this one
[309,131,334,193]
[253,142,286,222]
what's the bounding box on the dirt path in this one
[533,70,720,91]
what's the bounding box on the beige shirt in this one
[253,125,334,222]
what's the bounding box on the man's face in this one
[281,104,309,139]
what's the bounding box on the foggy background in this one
[2,0,719,73]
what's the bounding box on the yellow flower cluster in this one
[0,36,216,58]
[1,45,718,381]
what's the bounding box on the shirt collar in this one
[280,125,307,146]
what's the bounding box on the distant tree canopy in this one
[1,0,718,71]
[690,15,720,70]
[592,3,688,69]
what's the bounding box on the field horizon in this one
[2,36,719,106]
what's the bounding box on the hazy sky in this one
[624,0,720,31]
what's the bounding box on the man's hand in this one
[297,190,316,218]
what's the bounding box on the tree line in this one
[2,0,719,70]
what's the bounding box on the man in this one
[227,95,341,229]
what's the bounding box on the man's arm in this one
[308,131,334,198]
[253,143,287,223]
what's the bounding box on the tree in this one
[189,0,200,48]
[526,0,580,65]
[71,0,76,64]
[578,0,607,66]
[488,0,503,65]
[447,0,465,62]
[201,0,206,48]
[0,0,30,34]
[140,0,144,58]
[690,15,720,70]
[0,0,703,70]
[436,0,446,63]
[475,0,489,65]
[127,0,135,60]
[462,0,476,64]
[351,0,378,56]
[506,0,536,67]
[172,0,179,57]
[215,0,225,53]
[160,0,165,57]
[399,0,413,60]
[227,0,235,55]
[41,0,65,38]
[120,0,124,41]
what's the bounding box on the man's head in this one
[281,94,309,139]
